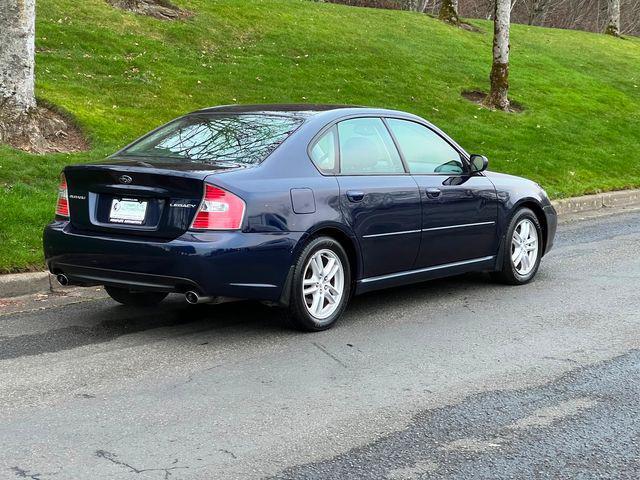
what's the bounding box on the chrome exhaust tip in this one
[185,291,216,304]
[185,291,199,304]
[56,274,69,286]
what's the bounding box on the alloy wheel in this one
[302,249,345,320]
[511,218,539,276]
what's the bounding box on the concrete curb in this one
[0,271,55,299]
[551,189,640,215]
[1,189,640,299]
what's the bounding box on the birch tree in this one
[0,0,80,152]
[0,0,40,146]
[483,0,511,110]
[605,0,621,35]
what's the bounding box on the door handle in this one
[346,190,365,202]
[425,188,442,198]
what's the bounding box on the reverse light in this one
[55,173,70,218]
[191,184,245,230]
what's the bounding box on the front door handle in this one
[346,190,365,202]
[425,188,442,198]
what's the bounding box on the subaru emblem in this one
[119,175,133,184]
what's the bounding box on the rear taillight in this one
[55,173,69,218]
[190,183,245,230]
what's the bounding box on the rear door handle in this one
[425,188,442,198]
[346,190,365,202]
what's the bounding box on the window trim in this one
[381,117,411,174]
[383,116,472,177]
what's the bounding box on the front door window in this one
[386,119,464,175]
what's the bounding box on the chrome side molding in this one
[421,221,496,232]
[362,221,496,239]
[362,229,421,239]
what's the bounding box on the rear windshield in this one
[120,113,306,166]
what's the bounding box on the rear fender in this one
[278,222,361,306]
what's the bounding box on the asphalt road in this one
[1,207,639,480]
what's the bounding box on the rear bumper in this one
[44,221,302,301]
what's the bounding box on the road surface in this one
[1,207,639,480]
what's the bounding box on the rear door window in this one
[337,118,405,175]
[386,119,464,174]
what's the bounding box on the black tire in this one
[286,236,352,332]
[491,207,543,285]
[105,286,168,307]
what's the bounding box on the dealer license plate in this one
[109,198,148,225]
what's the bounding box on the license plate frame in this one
[109,198,148,225]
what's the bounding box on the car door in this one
[385,118,498,268]
[331,117,422,279]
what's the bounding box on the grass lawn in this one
[0,0,639,272]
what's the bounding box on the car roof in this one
[191,104,421,125]
[194,104,363,114]
[193,103,416,116]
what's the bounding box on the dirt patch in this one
[0,104,89,154]
[106,0,192,21]
[459,22,482,33]
[461,90,525,113]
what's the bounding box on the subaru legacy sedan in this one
[44,104,557,331]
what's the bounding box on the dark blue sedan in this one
[44,105,557,331]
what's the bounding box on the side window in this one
[386,119,464,175]
[310,127,337,174]
[338,118,405,175]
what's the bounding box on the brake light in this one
[55,173,69,218]
[190,184,245,230]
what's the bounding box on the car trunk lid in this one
[63,158,242,239]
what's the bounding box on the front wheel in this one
[286,236,352,331]
[492,207,543,285]
[105,286,168,307]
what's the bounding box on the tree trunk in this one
[604,0,621,36]
[106,0,188,20]
[0,0,86,152]
[0,0,51,151]
[483,0,511,111]
[0,0,37,115]
[439,0,460,24]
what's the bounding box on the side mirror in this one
[470,154,489,173]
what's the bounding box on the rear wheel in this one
[286,237,351,331]
[105,286,168,307]
[492,207,542,285]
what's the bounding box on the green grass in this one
[0,0,639,272]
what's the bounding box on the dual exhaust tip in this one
[56,274,213,305]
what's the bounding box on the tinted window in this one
[387,119,464,174]
[121,114,305,166]
[310,127,337,174]
[338,118,404,175]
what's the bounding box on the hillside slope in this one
[0,0,639,271]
